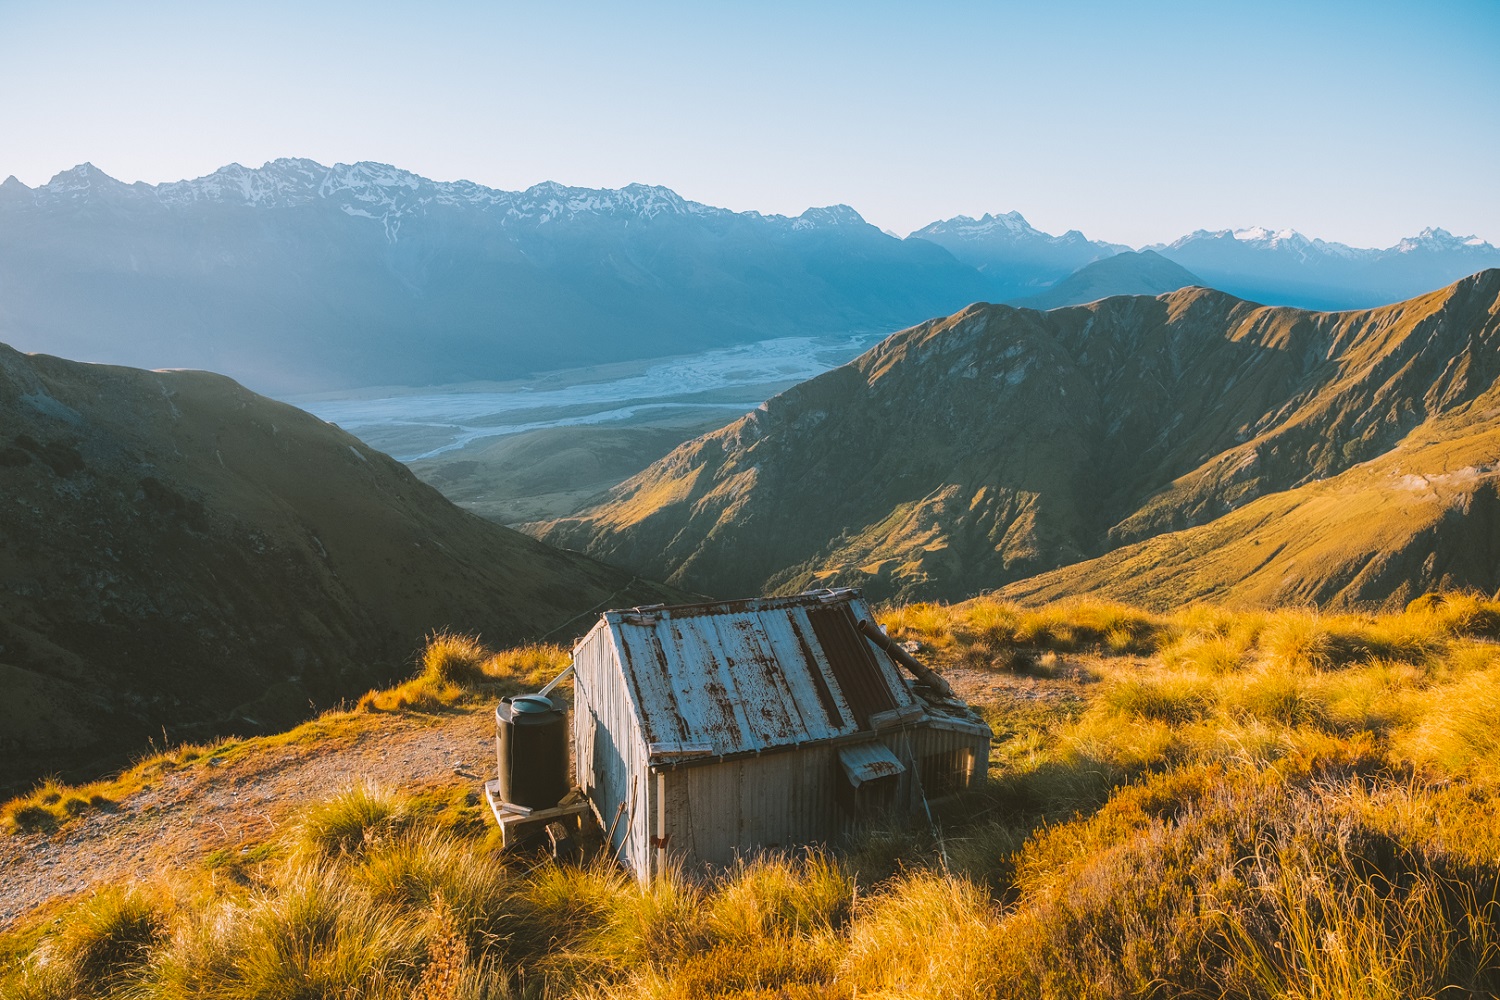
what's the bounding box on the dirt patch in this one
[0,708,493,931]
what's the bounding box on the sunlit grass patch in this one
[8,595,1500,998]
[169,862,429,999]
[1406,590,1500,639]
[359,633,571,713]
[1103,672,1216,724]
[839,871,1004,999]
[1225,668,1328,728]
[295,782,405,858]
[1,777,117,834]
[353,827,515,948]
[44,885,166,991]
[707,853,852,943]
[1399,666,1500,783]
[1162,632,1250,675]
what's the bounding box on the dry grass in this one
[358,632,570,713]
[6,594,1500,998]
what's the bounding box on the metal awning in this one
[838,742,906,787]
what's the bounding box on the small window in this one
[837,742,905,817]
[920,748,975,798]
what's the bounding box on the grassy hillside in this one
[997,403,1500,609]
[4,593,1499,997]
[535,270,1500,608]
[0,343,680,796]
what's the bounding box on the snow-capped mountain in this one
[0,162,981,393]
[18,159,867,236]
[1150,226,1500,309]
[3,158,1496,392]
[909,212,1131,300]
[914,202,1500,310]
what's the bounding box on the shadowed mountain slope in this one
[535,271,1500,605]
[0,344,678,793]
[1011,250,1202,310]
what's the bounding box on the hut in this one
[569,588,990,880]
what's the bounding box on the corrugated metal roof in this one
[590,590,921,761]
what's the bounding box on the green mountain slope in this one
[0,344,677,793]
[534,271,1500,605]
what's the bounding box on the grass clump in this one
[31,885,167,995]
[296,782,405,857]
[707,852,852,942]
[1104,672,1215,723]
[359,632,570,713]
[1,778,116,834]
[840,872,1004,999]
[423,631,490,685]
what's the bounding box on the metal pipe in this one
[538,662,575,697]
[857,618,955,699]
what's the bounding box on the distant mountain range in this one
[908,212,1129,300]
[534,270,1500,608]
[910,214,1500,311]
[1146,226,1500,311]
[0,161,987,394]
[0,341,678,793]
[2,160,1496,393]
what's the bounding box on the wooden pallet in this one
[483,779,590,848]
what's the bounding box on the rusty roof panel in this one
[597,590,919,760]
[806,603,899,729]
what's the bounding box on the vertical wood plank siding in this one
[572,621,654,880]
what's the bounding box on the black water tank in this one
[495,694,569,809]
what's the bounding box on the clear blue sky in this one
[2,0,1495,247]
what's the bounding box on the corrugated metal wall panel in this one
[666,750,841,870]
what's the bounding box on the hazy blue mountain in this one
[5,161,1496,395]
[1149,226,1500,310]
[0,161,992,394]
[913,209,1500,312]
[908,211,1129,300]
[1011,250,1202,310]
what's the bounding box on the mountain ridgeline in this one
[3,161,1497,395]
[535,270,1500,608]
[0,163,989,395]
[0,343,679,794]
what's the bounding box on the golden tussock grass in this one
[358,632,570,713]
[6,593,1500,998]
